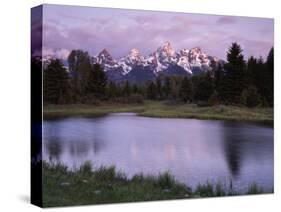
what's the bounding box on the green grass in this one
[43,102,144,119]
[44,101,273,126]
[42,161,269,207]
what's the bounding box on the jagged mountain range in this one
[43,41,221,83]
[91,41,219,83]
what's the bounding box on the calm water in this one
[43,113,273,192]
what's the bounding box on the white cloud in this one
[55,49,70,60]
[42,47,70,60]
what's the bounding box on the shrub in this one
[79,161,92,175]
[113,94,144,104]
[195,181,214,197]
[127,94,144,104]
[156,172,176,189]
[241,86,262,107]
[208,90,220,106]
[93,165,126,182]
[79,94,101,105]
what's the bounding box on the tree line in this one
[42,43,273,107]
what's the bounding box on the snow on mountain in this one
[42,55,54,70]
[117,48,146,75]
[42,54,69,71]
[92,41,217,75]
[188,47,210,67]
[96,49,116,66]
[177,49,192,74]
[41,42,218,83]
[126,48,144,64]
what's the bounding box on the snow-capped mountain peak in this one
[126,48,144,63]
[188,47,210,67]
[97,49,116,66]
[129,48,141,57]
[71,41,220,83]
[157,41,176,57]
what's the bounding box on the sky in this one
[41,4,274,60]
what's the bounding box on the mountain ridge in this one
[92,41,220,83]
[43,41,222,83]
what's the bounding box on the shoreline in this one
[43,101,273,127]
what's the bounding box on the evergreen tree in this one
[179,77,193,102]
[266,47,274,106]
[107,81,118,99]
[241,85,262,107]
[146,81,157,99]
[123,80,131,97]
[253,57,269,105]
[170,77,180,100]
[220,43,246,104]
[43,59,71,104]
[68,50,92,94]
[193,72,214,102]
[85,63,107,99]
[214,63,223,89]
[208,90,220,106]
[156,78,163,99]
[132,84,139,94]
[246,56,257,85]
[163,77,171,98]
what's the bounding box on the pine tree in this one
[146,81,157,99]
[179,77,193,102]
[266,47,274,106]
[241,85,262,107]
[123,80,131,97]
[220,43,246,104]
[254,57,269,104]
[107,81,118,99]
[170,77,180,100]
[43,59,71,104]
[68,50,92,94]
[193,72,214,102]
[85,63,107,99]
[245,56,258,86]
[156,78,163,99]
[214,63,223,89]
[132,84,139,94]
[163,77,171,98]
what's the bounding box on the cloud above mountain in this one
[42,4,273,60]
[216,16,237,25]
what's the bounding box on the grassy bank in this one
[43,103,144,119]
[42,161,266,207]
[44,101,273,125]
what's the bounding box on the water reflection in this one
[222,123,244,178]
[92,138,104,154]
[45,138,63,161]
[43,114,273,192]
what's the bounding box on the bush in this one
[156,172,176,189]
[208,91,220,106]
[113,94,144,104]
[79,94,102,105]
[196,100,210,107]
[195,182,214,197]
[93,165,126,182]
[241,86,262,107]
[127,94,144,104]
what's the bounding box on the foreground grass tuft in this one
[42,161,269,207]
[247,183,264,194]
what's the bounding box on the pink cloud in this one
[217,16,237,25]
